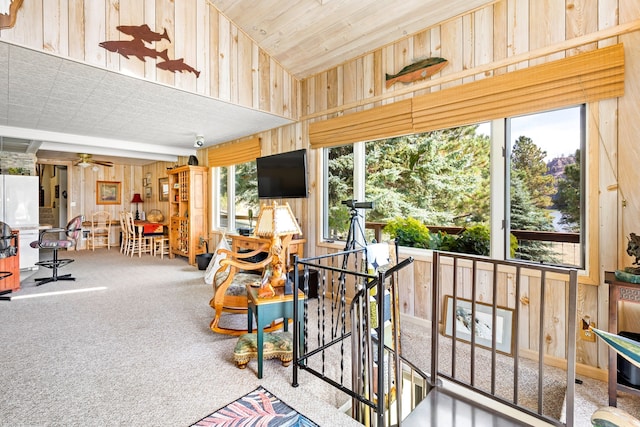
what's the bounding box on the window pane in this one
[364,125,491,249]
[234,161,259,232]
[219,166,228,229]
[325,145,354,240]
[507,106,584,267]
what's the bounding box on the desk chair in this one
[30,215,83,286]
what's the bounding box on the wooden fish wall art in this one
[99,24,201,78]
[0,0,24,29]
[385,57,448,88]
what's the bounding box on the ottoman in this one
[233,331,294,370]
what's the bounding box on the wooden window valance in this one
[309,99,412,149]
[412,43,624,133]
[309,43,624,148]
[207,137,261,167]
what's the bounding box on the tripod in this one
[343,206,368,252]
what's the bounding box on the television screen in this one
[256,149,308,199]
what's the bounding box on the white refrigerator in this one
[0,175,40,270]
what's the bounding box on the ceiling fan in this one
[74,153,114,168]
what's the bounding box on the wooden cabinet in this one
[0,230,20,293]
[167,165,208,266]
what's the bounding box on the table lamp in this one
[254,201,302,297]
[131,193,144,220]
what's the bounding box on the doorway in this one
[37,163,69,228]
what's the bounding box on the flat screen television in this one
[256,149,308,199]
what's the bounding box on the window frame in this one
[321,104,596,283]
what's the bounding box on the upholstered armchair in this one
[209,243,272,335]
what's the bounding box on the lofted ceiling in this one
[211,0,493,78]
[1,0,493,166]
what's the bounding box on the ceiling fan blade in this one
[93,160,114,167]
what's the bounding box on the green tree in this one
[555,149,581,232]
[511,136,556,209]
[234,161,257,205]
[510,175,558,262]
[365,125,491,225]
[327,146,354,237]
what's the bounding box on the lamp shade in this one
[254,202,301,238]
[131,193,144,203]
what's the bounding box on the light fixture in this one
[130,193,144,220]
[253,202,302,297]
[78,161,91,168]
[194,135,205,148]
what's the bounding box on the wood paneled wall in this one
[0,0,298,118]
[258,0,635,376]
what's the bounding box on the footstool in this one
[233,331,294,372]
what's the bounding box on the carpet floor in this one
[1,249,638,426]
[1,250,359,426]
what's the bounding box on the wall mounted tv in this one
[256,149,308,199]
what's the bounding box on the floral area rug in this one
[191,386,319,426]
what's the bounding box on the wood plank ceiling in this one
[209,0,495,78]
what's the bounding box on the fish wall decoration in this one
[156,59,200,78]
[116,24,171,43]
[0,0,23,29]
[99,24,200,78]
[385,57,448,88]
[99,39,169,62]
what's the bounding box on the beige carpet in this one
[1,249,360,426]
[2,249,639,426]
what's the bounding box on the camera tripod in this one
[343,205,368,252]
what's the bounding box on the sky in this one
[476,106,582,161]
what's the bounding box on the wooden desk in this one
[246,285,305,378]
[605,271,640,406]
[230,234,305,262]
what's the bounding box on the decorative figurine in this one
[615,233,640,283]
[626,232,640,274]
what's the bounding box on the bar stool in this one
[153,236,170,259]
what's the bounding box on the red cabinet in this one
[0,230,20,293]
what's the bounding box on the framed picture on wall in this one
[443,295,515,356]
[96,181,121,205]
[159,177,169,201]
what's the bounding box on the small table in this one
[246,285,305,378]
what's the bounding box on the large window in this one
[324,106,585,268]
[506,106,584,267]
[216,161,259,233]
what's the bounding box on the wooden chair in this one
[153,235,170,259]
[209,237,296,336]
[89,211,111,250]
[124,211,151,257]
[118,211,129,255]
